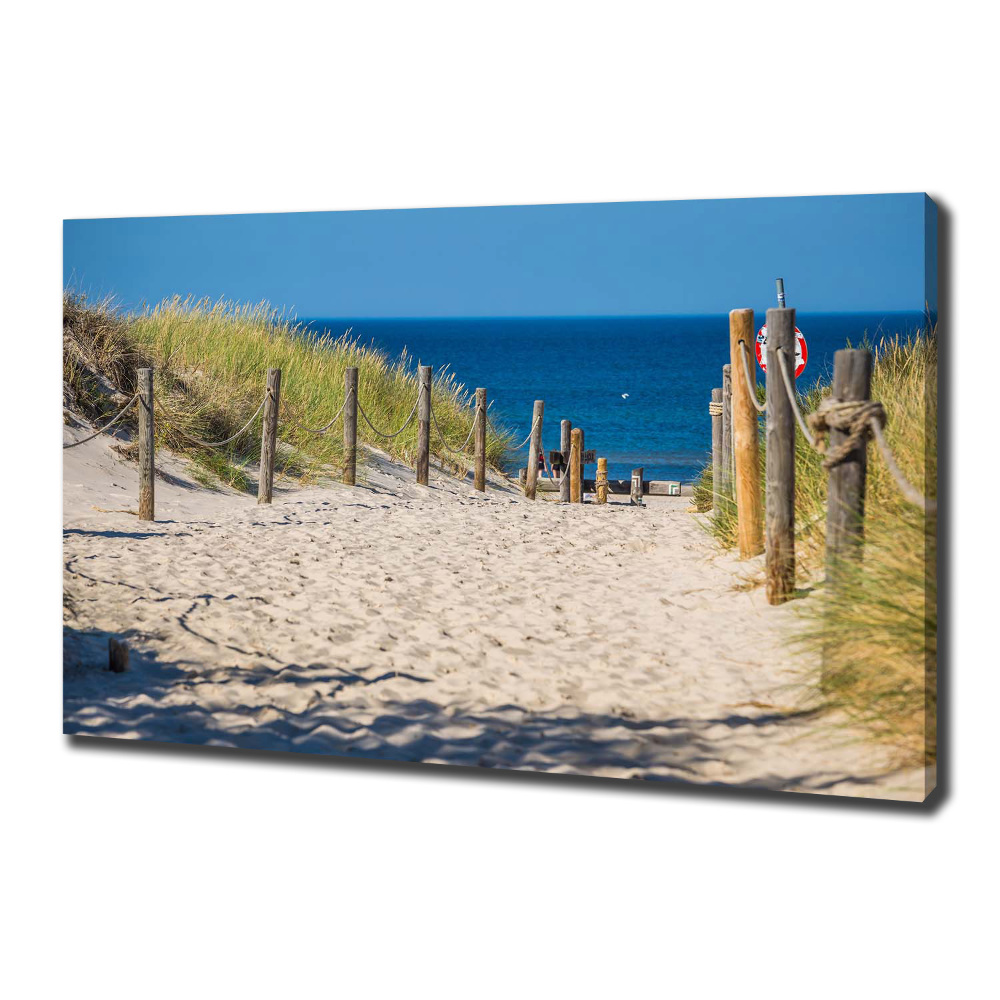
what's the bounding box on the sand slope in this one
[63,425,930,800]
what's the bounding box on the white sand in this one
[63,424,932,800]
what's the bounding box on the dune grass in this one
[697,332,936,766]
[64,292,512,488]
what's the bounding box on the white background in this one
[2,2,996,997]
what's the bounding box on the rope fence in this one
[714,306,935,609]
[63,392,138,449]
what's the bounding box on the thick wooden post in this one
[722,363,733,491]
[416,365,431,486]
[729,309,763,557]
[825,349,873,580]
[765,308,796,604]
[578,427,585,498]
[711,387,722,512]
[596,457,608,504]
[474,387,487,492]
[524,399,544,499]
[570,427,582,503]
[258,368,281,504]
[560,419,571,504]
[137,367,154,521]
[343,366,358,486]
[631,467,644,506]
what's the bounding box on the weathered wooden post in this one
[630,467,644,506]
[578,427,586,498]
[711,387,722,512]
[137,366,154,521]
[343,366,358,486]
[596,457,608,505]
[570,427,582,503]
[416,364,431,486]
[108,637,129,673]
[765,308,796,604]
[524,399,544,499]
[560,419,571,504]
[474,387,487,492]
[825,348,873,580]
[258,367,281,504]
[722,363,733,491]
[729,309,763,557]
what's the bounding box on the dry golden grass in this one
[64,292,512,489]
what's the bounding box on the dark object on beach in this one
[108,637,129,673]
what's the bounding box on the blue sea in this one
[301,313,927,484]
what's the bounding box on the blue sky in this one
[64,194,936,319]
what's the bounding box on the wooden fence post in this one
[722,363,733,491]
[825,348,873,580]
[711,387,722,512]
[596,457,608,504]
[343,366,358,486]
[416,365,431,486]
[570,427,582,503]
[631,467,644,506]
[729,309,763,557]
[579,427,585,498]
[560,419,571,503]
[765,308,796,604]
[474,387,487,492]
[258,368,281,504]
[137,367,154,521]
[524,399,544,499]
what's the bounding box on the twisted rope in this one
[869,419,937,514]
[708,401,723,417]
[63,393,139,449]
[775,345,817,448]
[162,390,269,449]
[430,403,476,456]
[356,388,420,439]
[807,399,885,469]
[284,388,352,435]
[737,340,767,413]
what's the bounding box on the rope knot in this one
[708,401,723,416]
[807,399,886,468]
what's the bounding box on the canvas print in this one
[63,194,937,801]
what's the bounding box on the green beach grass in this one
[694,332,936,766]
[64,291,512,487]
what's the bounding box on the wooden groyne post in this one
[258,368,282,504]
[765,308,796,604]
[729,309,763,557]
[560,419,571,504]
[417,365,431,486]
[631,467,644,506]
[711,387,722,512]
[825,349,873,580]
[722,363,733,491]
[525,399,544,499]
[137,367,154,521]
[343,366,358,486]
[474,387,487,492]
[596,457,608,504]
[570,427,582,503]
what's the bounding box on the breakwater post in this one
[417,365,431,486]
[525,399,544,499]
[765,308,796,604]
[730,309,763,557]
[343,366,358,486]
[560,419,571,504]
[258,368,281,505]
[596,457,608,504]
[474,387,487,492]
[570,427,582,503]
[137,367,155,520]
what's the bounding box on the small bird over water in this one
[621,393,629,400]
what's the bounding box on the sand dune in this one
[63,424,931,800]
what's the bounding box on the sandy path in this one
[63,431,929,800]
